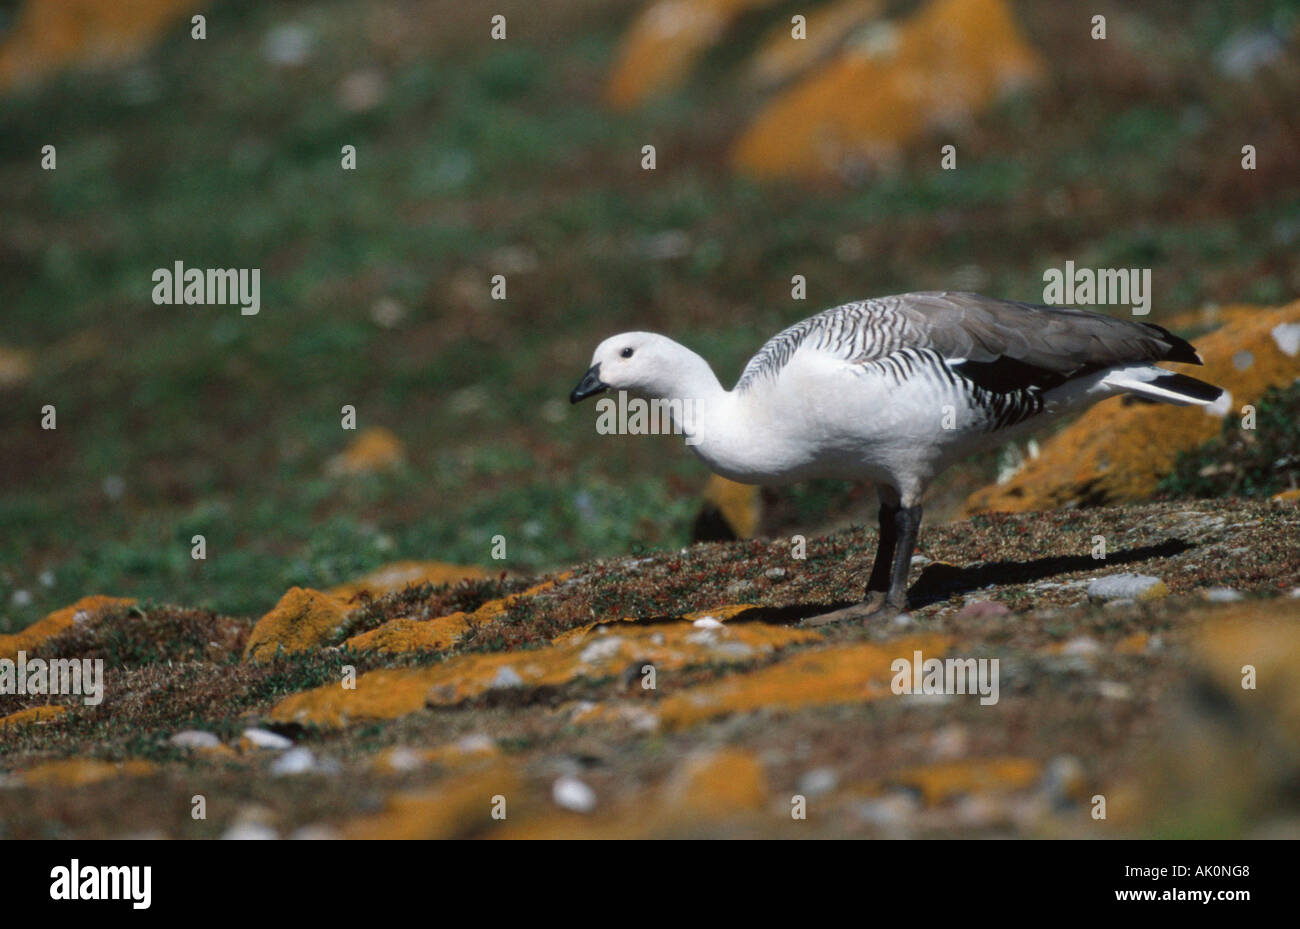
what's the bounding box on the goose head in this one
[569,332,705,404]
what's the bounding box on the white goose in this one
[569,292,1223,624]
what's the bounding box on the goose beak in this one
[569,364,609,403]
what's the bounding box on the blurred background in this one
[2,0,1298,633]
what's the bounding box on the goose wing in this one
[736,291,1200,393]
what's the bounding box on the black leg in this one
[885,504,923,609]
[865,500,899,595]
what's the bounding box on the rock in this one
[798,767,839,797]
[604,0,771,110]
[747,0,883,89]
[692,615,724,629]
[732,0,1043,180]
[0,595,135,662]
[693,474,762,542]
[0,705,67,730]
[289,824,341,840]
[270,747,320,776]
[0,0,203,92]
[243,587,350,661]
[1086,574,1168,602]
[169,730,221,750]
[325,426,405,476]
[221,823,278,840]
[240,728,293,751]
[1204,587,1245,603]
[552,775,597,813]
[489,665,524,689]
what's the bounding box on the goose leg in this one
[884,503,922,612]
[804,493,911,627]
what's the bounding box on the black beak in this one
[569,364,609,403]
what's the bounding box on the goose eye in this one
[620,347,634,358]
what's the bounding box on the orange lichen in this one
[0,595,134,662]
[872,757,1042,805]
[0,705,67,730]
[243,587,350,662]
[965,300,1300,513]
[325,426,405,476]
[344,766,517,839]
[701,474,762,539]
[273,620,819,728]
[0,0,202,91]
[665,749,767,815]
[732,0,1043,179]
[1114,633,1151,655]
[328,561,489,602]
[747,0,882,89]
[604,0,776,110]
[12,758,157,788]
[342,614,470,655]
[653,634,952,728]
[341,574,570,655]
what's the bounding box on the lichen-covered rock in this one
[604,0,776,110]
[341,576,566,655]
[1086,574,1169,603]
[327,560,488,602]
[273,618,820,728]
[0,705,67,730]
[324,426,405,476]
[731,0,1043,180]
[693,474,761,541]
[648,633,951,729]
[0,0,202,92]
[0,595,134,661]
[10,758,156,788]
[746,0,882,89]
[965,300,1300,514]
[243,587,350,661]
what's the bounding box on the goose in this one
[569,292,1223,624]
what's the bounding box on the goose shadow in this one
[904,537,1194,610]
[757,537,1195,620]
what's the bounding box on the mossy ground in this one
[2,499,1298,838]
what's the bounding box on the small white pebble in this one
[489,665,524,689]
[170,730,221,750]
[1204,587,1244,603]
[242,727,293,751]
[552,775,597,813]
[692,616,724,629]
[221,823,278,840]
[798,767,839,797]
[270,747,318,776]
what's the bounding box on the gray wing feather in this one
[736,291,1198,390]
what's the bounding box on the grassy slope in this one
[2,0,1299,634]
